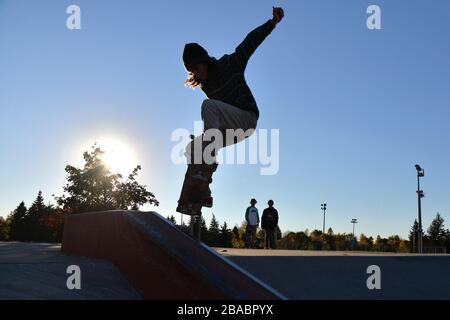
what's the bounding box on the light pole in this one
[350,218,358,250]
[415,164,425,254]
[351,218,358,238]
[321,203,327,234]
[350,219,358,251]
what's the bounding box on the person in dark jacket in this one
[177,7,284,213]
[261,200,279,249]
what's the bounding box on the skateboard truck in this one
[176,201,203,240]
[189,214,202,240]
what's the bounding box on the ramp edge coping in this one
[130,211,288,300]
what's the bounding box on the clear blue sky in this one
[1,0,450,239]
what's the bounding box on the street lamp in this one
[415,164,425,253]
[321,203,327,234]
[351,218,358,237]
[350,219,358,251]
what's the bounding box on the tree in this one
[7,192,58,242]
[374,235,389,252]
[323,231,336,250]
[231,223,247,248]
[232,226,240,240]
[55,144,159,213]
[277,231,309,250]
[334,233,349,251]
[427,213,449,246]
[231,225,244,248]
[8,202,28,241]
[368,236,374,249]
[39,208,67,242]
[207,214,220,247]
[200,216,208,241]
[387,235,401,252]
[188,215,208,240]
[399,240,410,253]
[255,228,266,248]
[219,222,233,248]
[445,234,450,254]
[277,232,295,250]
[409,219,420,253]
[27,191,51,241]
[310,229,323,250]
[347,233,357,250]
[0,217,10,241]
[359,234,372,251]
[275,226,282,240]
[177,219,190,235]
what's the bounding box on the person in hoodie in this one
[177,7,285,214]
[262,200,279,249]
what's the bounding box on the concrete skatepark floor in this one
[0,242,142,300]
[2,241,449,300]
[216,248,450,300]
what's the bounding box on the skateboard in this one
[176,134,218,216]
[176,164,213,216]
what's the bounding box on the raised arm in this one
[232,7,284,69]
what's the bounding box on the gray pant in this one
[185,99,258,164]
[245,224,258,248]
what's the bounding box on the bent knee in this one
[184,140,193,157]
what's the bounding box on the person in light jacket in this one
[245,198,259,248]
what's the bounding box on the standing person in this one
[177,7,285,214]
[245,199,260,248]
[262,200,279,249]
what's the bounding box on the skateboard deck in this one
[176,165,212,216]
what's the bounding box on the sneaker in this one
[202,197,213,208]
[176,203,188,214]
[177,202,202,216]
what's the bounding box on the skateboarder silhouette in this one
[177,7,285,216]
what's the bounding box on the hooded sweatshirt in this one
[245,206,260,226]
[200,20,276,119]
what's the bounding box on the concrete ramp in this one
[62,211,285,300]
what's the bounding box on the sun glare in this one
[96,138,137,175]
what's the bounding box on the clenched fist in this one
[272,7,285,25]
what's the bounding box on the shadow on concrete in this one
[0,242,142,300]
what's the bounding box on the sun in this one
[97,138,137,175]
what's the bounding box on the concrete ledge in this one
[62,211,285,300]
